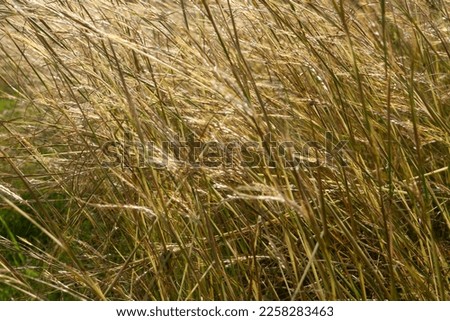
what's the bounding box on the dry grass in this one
[0,0,449,300]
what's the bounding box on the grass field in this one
[0,0,449,300]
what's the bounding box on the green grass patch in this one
[0,98,15,111]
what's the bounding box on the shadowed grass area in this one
[0,0,449,300]
[0,99,15,111]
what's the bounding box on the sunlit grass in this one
[0,0,448,300]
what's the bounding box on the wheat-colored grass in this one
[0,0,449,300]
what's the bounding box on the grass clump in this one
[0,0,448,300]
